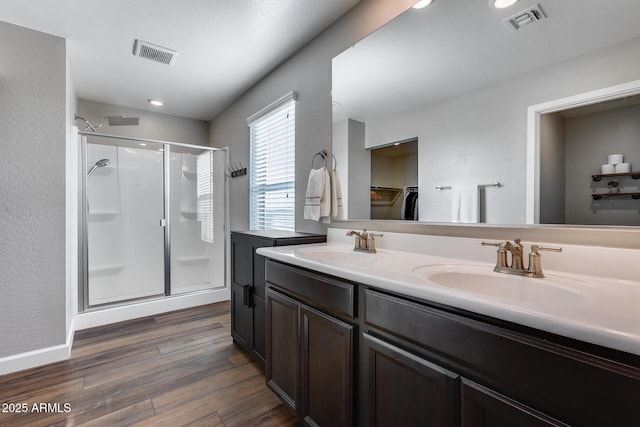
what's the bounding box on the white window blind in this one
[196,151,214,243]
[248,92,296,231]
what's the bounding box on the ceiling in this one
[0,0,360,121]
[332,0,640,123]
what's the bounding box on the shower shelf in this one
[183,170,197,181]
[89,263,125,277]
[88,210,120,222]
[176,256,210,265]
[181,210,198,220]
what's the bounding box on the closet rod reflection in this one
[435,182,502,190]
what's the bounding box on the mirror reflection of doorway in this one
[370,138,418,220]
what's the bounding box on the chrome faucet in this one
[482,238,562,278]
[346,229,382,253]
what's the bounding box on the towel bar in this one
[436,182,502,190]
[311,150,338,169]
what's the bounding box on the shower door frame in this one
[78,132,229,312]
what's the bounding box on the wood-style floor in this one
[0,302,297,426]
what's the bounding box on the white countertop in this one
[257,242,640,356]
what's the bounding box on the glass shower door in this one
[85,139,166,306]
[170,147,226,294]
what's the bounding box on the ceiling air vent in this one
[503,4,546,31]
[133,39,178,66]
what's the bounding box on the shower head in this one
[74,115,98,132]
[87,158,111,177]
[106,116,140,126]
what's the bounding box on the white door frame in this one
[526,79,640,224]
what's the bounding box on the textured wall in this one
[0,22,67,357]
[209,0,416,233]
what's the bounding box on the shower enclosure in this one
[79,133,228,310]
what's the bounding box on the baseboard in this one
[0,318,75,377]
[0,289,229,377]
[75,287,230,330]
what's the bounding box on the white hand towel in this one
[304,168,327,221]
[451,184,479,223]
[330,169,344,220]
[320,168,332,221]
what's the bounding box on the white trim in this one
[0,289,229,376]
[0,320,74,377]
[75,288,230,330]
[526,79,640,224]
[246,90,297,124]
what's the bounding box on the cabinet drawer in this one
[265,260,356,320]
[364,288,640,427]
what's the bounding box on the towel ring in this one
[311,150,338,169]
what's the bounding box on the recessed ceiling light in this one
[492,0,519,9]
[148,98,164,106]
[412,0,433,9]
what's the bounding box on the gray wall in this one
[565,104,640,225]
[0,22,67,357]
[77,99,209,146]
[209,0,416,233]
[365,36,640,224]
[346,119,369,220]
[540,113,566,224]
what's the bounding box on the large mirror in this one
[332,0,640,226]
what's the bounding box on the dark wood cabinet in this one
[301,305,354,427]
[265,260,356,426]
[266,287,300,413]
[230,231,325,367]
[361,333,460,427]
[262,259,640,427]
[363,287,640,427]
[461,379,568,427]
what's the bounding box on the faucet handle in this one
[527,244,562,277]
[530,244,562,254]
[482,241,509,270]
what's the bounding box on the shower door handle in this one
[159,219,167,227]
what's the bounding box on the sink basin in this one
[293,246,391,266]
[413,264,588,306]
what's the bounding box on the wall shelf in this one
[88,210,120,222]
[592,192,640,200]
[592,172,640,181]
[183,170,197,181]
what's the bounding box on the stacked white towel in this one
[304,167,331,221]
[451,184,479,223]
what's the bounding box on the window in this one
[248,92,296,231]
[196,150,214,242]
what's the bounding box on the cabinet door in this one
[231,235,252,349]
[230,282,252,351]
[301,306,354,427]
[251,295,266,364]
[266,288,300,416]
[362,333,460,427]
[461,379,569,427]
[249,237,271,362]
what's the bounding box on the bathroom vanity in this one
[230,231,326,367]
[258,232,640,426]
